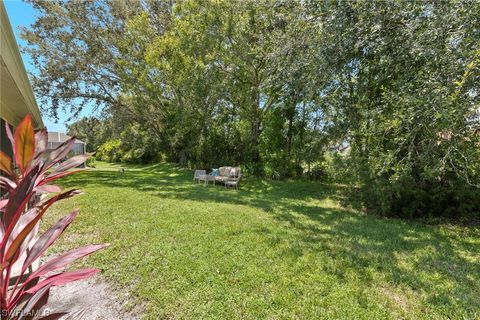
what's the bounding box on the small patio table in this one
[198,174,216,186]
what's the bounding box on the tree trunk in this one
[286,110,294,159]
[179,149,188,166]
[250,81,263,174]
[251,117,261,163]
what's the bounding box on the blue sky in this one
[4,0,93,132]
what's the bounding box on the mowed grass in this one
[45,162,479,319]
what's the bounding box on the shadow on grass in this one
[60,163,480,315]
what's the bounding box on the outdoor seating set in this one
[194,166,242,189]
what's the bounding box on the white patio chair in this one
[225,167,241,189]
[194,170,206,183]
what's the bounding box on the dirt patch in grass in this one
[45,278,141,319]
[380,286,410,313]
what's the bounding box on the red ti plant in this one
[0,115,106,319]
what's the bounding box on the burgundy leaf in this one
[28,244,107,280]
[8,276,40,311]
[5,207,38,246]
[3,202,37,251]
[0,220,4,243]
[26,268,100,294]
[2,164,40,228]
[35,184,62,194]
[2,189,79,261]
[34,129,48,158]
[21,210,79,275]
[16,220,40,270]
[0,175,17,191]
[18,284,51,320]
[44,137,76,170]
[39,170,85,186]
[36,189,82,207]
[5,117,14,147]
[53,154,90,173]
[3,207,41,265]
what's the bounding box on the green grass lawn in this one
[46,161,479,319]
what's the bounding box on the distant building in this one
[467,107,480,130]
[330,141,350,154]
[47,132,86,156]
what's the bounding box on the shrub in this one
[321,152,353,183]
[86,157,96,168]
[96,139,122,162]
[352,153,480,219]
[0,115,106,319]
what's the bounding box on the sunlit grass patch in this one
[47,162,480,320]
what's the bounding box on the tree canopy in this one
[22,0,480,218]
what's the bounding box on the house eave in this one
[0,2,43,128]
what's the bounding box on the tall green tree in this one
[22,0,171,119]
[66,116,103,152]
[307,0,480,217]
[22,0,479,218]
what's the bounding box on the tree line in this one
[23,0,479,218]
